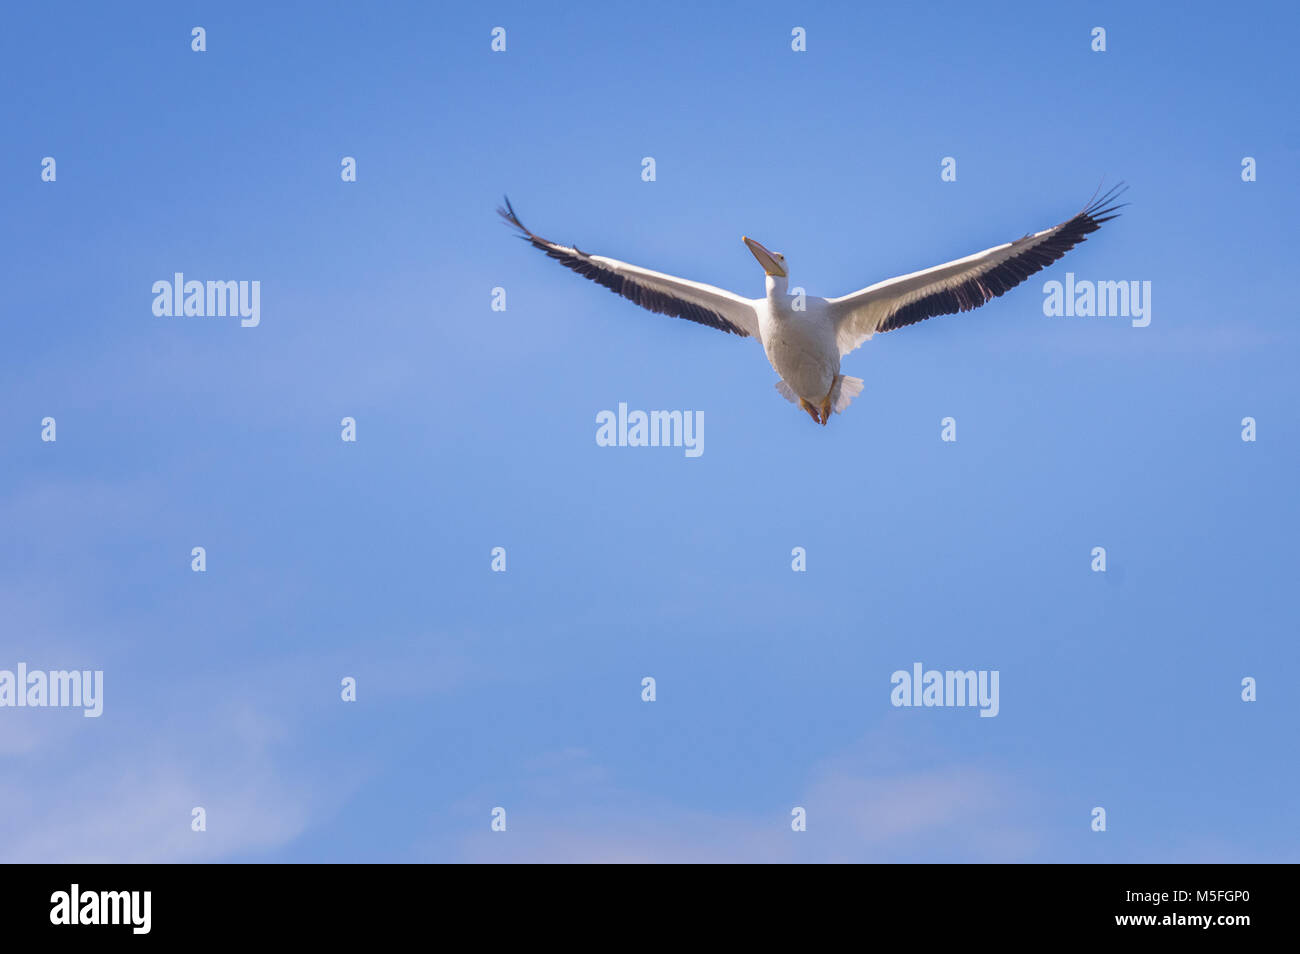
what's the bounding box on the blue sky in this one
[2,1,1296,862]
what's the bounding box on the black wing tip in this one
[496,194,531,236]
[1082,180,1129,223]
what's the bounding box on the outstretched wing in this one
[828,185,1127,356]
[498,197,760,338]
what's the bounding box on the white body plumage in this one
[755,275,839,407]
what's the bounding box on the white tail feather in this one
[775,375,864,414]
[831,375,864,413]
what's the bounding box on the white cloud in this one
[451,733,1039,863]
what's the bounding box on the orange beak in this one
[743,236,786,277]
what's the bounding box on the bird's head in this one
[743,236,788,278]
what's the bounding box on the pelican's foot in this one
[799,398,822,425]
[819,390,833,427]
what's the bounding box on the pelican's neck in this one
[765,274,789,299]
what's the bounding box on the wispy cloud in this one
[450,734,1040,863]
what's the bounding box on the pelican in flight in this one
[499,186,1125,425]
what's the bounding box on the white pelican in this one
[499,186,1125,425]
